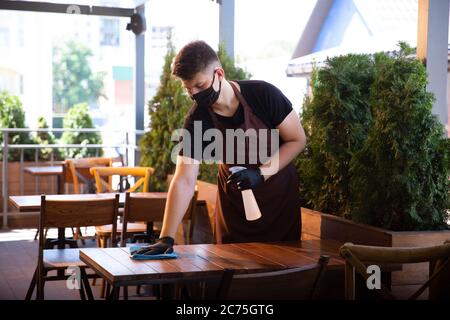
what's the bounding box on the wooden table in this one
[23,164,99,194]
[9,192,168,213]
[79,239,345,299]
[24,165,64,176]
[9,192,169,249]
[24,165,64,194]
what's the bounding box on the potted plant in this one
[297,43,450,292]
[59,103,102,159]
[0,91,56,226]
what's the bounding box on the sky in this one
[146,0,317,111]
[235,0,316,60]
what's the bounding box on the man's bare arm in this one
[159,155,200,239]
[259,110,306,179]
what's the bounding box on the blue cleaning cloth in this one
[129,246,178,260]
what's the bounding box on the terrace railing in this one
[1,128,144,229]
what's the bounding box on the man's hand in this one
[226,167,264,190]
[131,236,174,255]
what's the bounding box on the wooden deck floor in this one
[0,228,154,300]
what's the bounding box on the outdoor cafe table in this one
[23,163,97,194]
[79,240,345,300]
[24,165,63,176]
[9,192,169,248]
[24,165,64,194]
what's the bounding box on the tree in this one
[35,116,61,161]
[297,54,375,218]
[139,36,191,191]
[297,43,449,231]
[0,91,36,161]
[217,43,252,80]
[349,45,449,230]
[60,103,102,159]
[53,40,105,113]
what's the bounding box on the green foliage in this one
[0,91,36,161]
[139,36,192,191]
[297,43,450,231]
[349,48,449,230]
[298,54,375,218]
[139,39,252,191]
[217,43,252,80]
[35,116,61,161]
[53,40,105,113]
[60,103,102,159]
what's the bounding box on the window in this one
[100,19,120,46]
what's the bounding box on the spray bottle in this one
[229,166,262,221]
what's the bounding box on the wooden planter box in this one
[301,207,450,295]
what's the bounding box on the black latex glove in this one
[131,236,174,255]
[226,167,264,190]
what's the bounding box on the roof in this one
[287,0,420,77]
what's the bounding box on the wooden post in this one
[417,0,449,132]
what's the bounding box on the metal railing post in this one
[50,150,54,194]
[125,131,129,166]
[20,149,24,195]
[0,128,143,215]
[2,131,9,229]
[34,148,38,194]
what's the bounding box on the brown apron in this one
[207,82,301,244]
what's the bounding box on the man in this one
[136,40,306,255]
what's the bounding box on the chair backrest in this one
[39,194,119,252]
[340,242,450,300]
[120,190,198,246]
[90,167,154,193]
[216,255,330,300]
[63,157,113,194]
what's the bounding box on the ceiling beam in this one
[0,1,135,17]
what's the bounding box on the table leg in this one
[161,283,175,300]
[107,286,120,300]
[57,175,62,195]
[47,227,77,249]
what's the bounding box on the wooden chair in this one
[120,190,198,299]
[167,175,216,244]
[339,241,450,300]
[213,255,330,300]
[63,157,113,242]
[90,166,153,194]
[63,157,113,194]
[32,157,113,242]
[89,166,154,298]
[25,194,119,300]
[121,190,198,247]
[89,166,155,247]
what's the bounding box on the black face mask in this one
[191,71,221,108]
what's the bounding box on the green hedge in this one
[297,43,449,231]
[59,103,102,159]
[0,91,36,161]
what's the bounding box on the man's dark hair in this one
[172,40,220,80]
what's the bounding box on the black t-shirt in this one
[177,80,293,161]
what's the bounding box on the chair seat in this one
[43,248,86,269]
[95,222,157,236]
